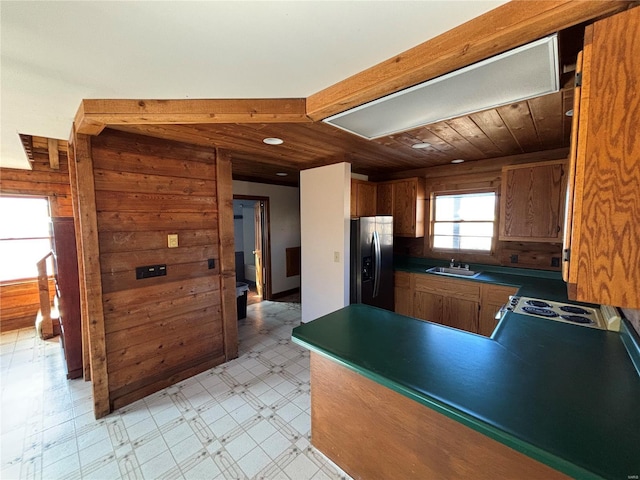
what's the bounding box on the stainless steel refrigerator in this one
[350,216,394,311]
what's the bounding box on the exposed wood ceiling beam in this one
[306,0,630,120]
[75,98,310,135]
[47,138,60,169]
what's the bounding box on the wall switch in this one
[334,251,340,263]
[136,264,167,279]
[168,234,179,248]
[208,258,215,269]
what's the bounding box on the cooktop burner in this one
[560,314,594,325]
[509,296,605,329]
[525,300,552,308]
[559,305,591,315]
[521,306,559,317]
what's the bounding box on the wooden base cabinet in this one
[413,275,480,333]
[478,284,518,337]
[564,7,640,308]
[394,272,413,317]
[311,353,569,480]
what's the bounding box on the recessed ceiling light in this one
[451,159,465,164]
[263,137,284,145]
[276,172,288,177]
[411,142,432,149]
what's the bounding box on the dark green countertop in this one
[292,304,640,480]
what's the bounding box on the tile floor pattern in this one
[1,300,352,480]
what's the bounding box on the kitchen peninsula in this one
[292,300,640,479]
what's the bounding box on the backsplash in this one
[622,308,640,336]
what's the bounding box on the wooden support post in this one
[67,133,91,381]
[216,149,239,361]
[72,131,110,418]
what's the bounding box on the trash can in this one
[236,282,249,320]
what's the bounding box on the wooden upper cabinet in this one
[376,178,425,237]
[350,179,377,217]
[564,7,640,308]
[376,183,393,216]
[499,159,567,243]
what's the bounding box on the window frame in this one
[0,195,53,284]
[429,187,499,255]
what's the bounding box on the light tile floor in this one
[1,300,351,480]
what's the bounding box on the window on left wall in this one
[0,196,52,282]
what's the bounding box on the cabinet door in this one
[394,272,413,317]
[376,183,393,216]
[413,290,444,324]
[393,180,417,237]
[478,284,518,337]
[565,8,640,308]
[500,160,566,242]
[351,180,377,217]
[444,298,479,333]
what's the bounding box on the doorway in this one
[233,195,271,303]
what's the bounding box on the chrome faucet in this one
[450,258,455,268]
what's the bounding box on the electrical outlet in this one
[208,259,215,269]
[551,257,561,267]
[510,254,519,264]
[167,234,179,248]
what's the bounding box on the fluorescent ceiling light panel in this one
[323,35,559,140]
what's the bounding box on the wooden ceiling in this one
[114,88,574,186]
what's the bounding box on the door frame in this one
[233,195,272,301]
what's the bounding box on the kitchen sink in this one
[426,266,482,278]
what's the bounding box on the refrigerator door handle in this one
[372,231,381,298]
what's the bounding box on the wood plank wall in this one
[88,129,236,412]
[392,151,567,270]
[0,147,72,331]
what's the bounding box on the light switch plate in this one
[334,251,340,263]
[168,234,179,248]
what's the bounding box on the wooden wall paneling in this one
[89,129,227,410]
[306,0,627,120]
[67,136,92,381]
[72,132,111,418]
[0,280,53,332]
[216,149,239,361]
[102,277,219,333]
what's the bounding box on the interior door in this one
[254,202,263,297]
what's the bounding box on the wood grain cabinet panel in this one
[500,159,567,243]
[564,7,640,308]
[376,178,425,237]
[413,275,480,333]
[478,284,518,337]
[350,179,376,217]
[394,271,413,317]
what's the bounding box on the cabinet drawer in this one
[414,275,480,301]
[482,284,518,304]
[395,271,411,289]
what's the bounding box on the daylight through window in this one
[0,196,52,282]
[432,191,496,252]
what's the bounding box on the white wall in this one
[242,205,256,266]
[232,181,300,295]
[300,162,351,323]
